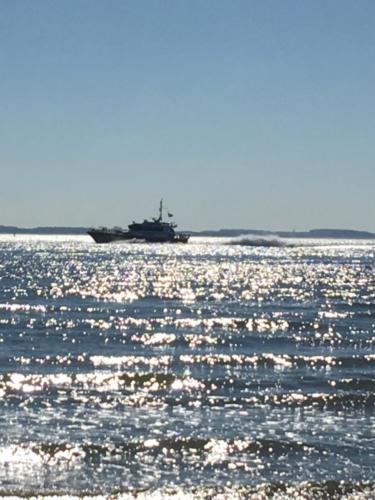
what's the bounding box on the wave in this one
[0,480,374,498]
[161,392,375,410]
[3,356,375,391]
[0,371,204,395]
[89,351,375,371]
[0,436,321,463]
[178,352,375,370]
[2,370,375,410]
[227,237,289,247]
[238,391,375,409]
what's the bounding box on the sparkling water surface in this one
[0,235,374,498]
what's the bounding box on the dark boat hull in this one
[87,230,189,244]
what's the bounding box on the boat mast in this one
[159,199,163,221]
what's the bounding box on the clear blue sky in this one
[0,0,374,230]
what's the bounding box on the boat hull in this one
[87,230,189,244]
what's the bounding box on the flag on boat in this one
[167,212,173,217]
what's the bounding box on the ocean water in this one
[0,235,374,498]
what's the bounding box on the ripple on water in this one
[0,236,374,493]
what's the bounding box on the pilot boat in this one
[87,200,189,244]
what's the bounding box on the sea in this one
[0,234,374,499]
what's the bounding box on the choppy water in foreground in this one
[0,235,374,498]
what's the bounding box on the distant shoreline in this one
[1,226,374,239]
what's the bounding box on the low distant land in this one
[1,226,374,239]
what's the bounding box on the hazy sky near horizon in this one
[0,0,374,231]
